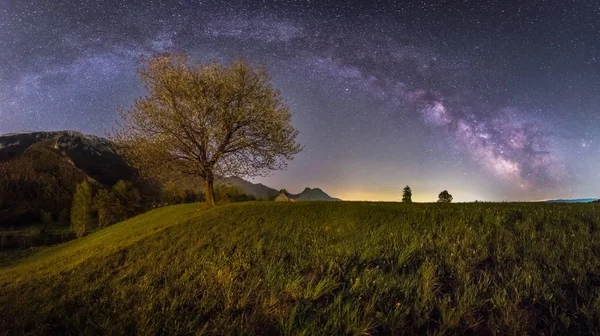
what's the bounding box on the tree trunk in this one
[205,177,216,207]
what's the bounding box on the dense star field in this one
[0,0,599,201]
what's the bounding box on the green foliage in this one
[111,180,142,221]
[160,181,204,205]
[93,188,118,229]
[438,190,453,203]
[70,181,93,238]
[215,184,256,204]
[3,202,600,334]
[0,142,88,226]
[402,185,412,203]
[158,181,255,206]
[93,180,142,229]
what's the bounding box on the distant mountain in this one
[217,179,341,201]
[0,130,338,224]
[0,131,134,185]
[218,176,279,200]
[287,187,340,201]
[0,131,136,225]
[544,198,598,203]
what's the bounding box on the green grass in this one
[2,202,600,335]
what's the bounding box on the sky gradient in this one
[1,0,599,201]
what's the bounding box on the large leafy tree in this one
[113,54,302,206]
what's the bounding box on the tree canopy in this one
[113,54,302,206]
[402,185,412,203]
[71,181,93,237]
[438,190,453,203]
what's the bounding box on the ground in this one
[1,202,600,335]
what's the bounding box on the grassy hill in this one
[2,202,600,334]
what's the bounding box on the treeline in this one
[70,180,256,237]
[0,140,258,229]
[70,180,141,237]
[160,182,257,206]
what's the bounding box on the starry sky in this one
[1,0,599,202]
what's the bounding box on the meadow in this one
[1,201,600,335]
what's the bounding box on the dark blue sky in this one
[1,0,599,201]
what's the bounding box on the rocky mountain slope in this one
[0,131,137,225]
[0,131,134,186]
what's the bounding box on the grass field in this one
[1,201,600,335]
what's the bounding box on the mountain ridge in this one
[544,198,598,203]
[0,131,340,220]
[284,187,340,201]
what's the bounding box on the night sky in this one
[1,1,599,201]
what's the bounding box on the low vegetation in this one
[2,202,600,334]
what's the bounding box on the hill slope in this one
[2,202,600,334]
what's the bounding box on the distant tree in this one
[402,185,412,203]
[93,188,118,229]
[113,54,302,207]
[279,189,288,194]
[437,190,453,203]
[111,180,141,221]
[71,181,93,237]
[93,181,141,229]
